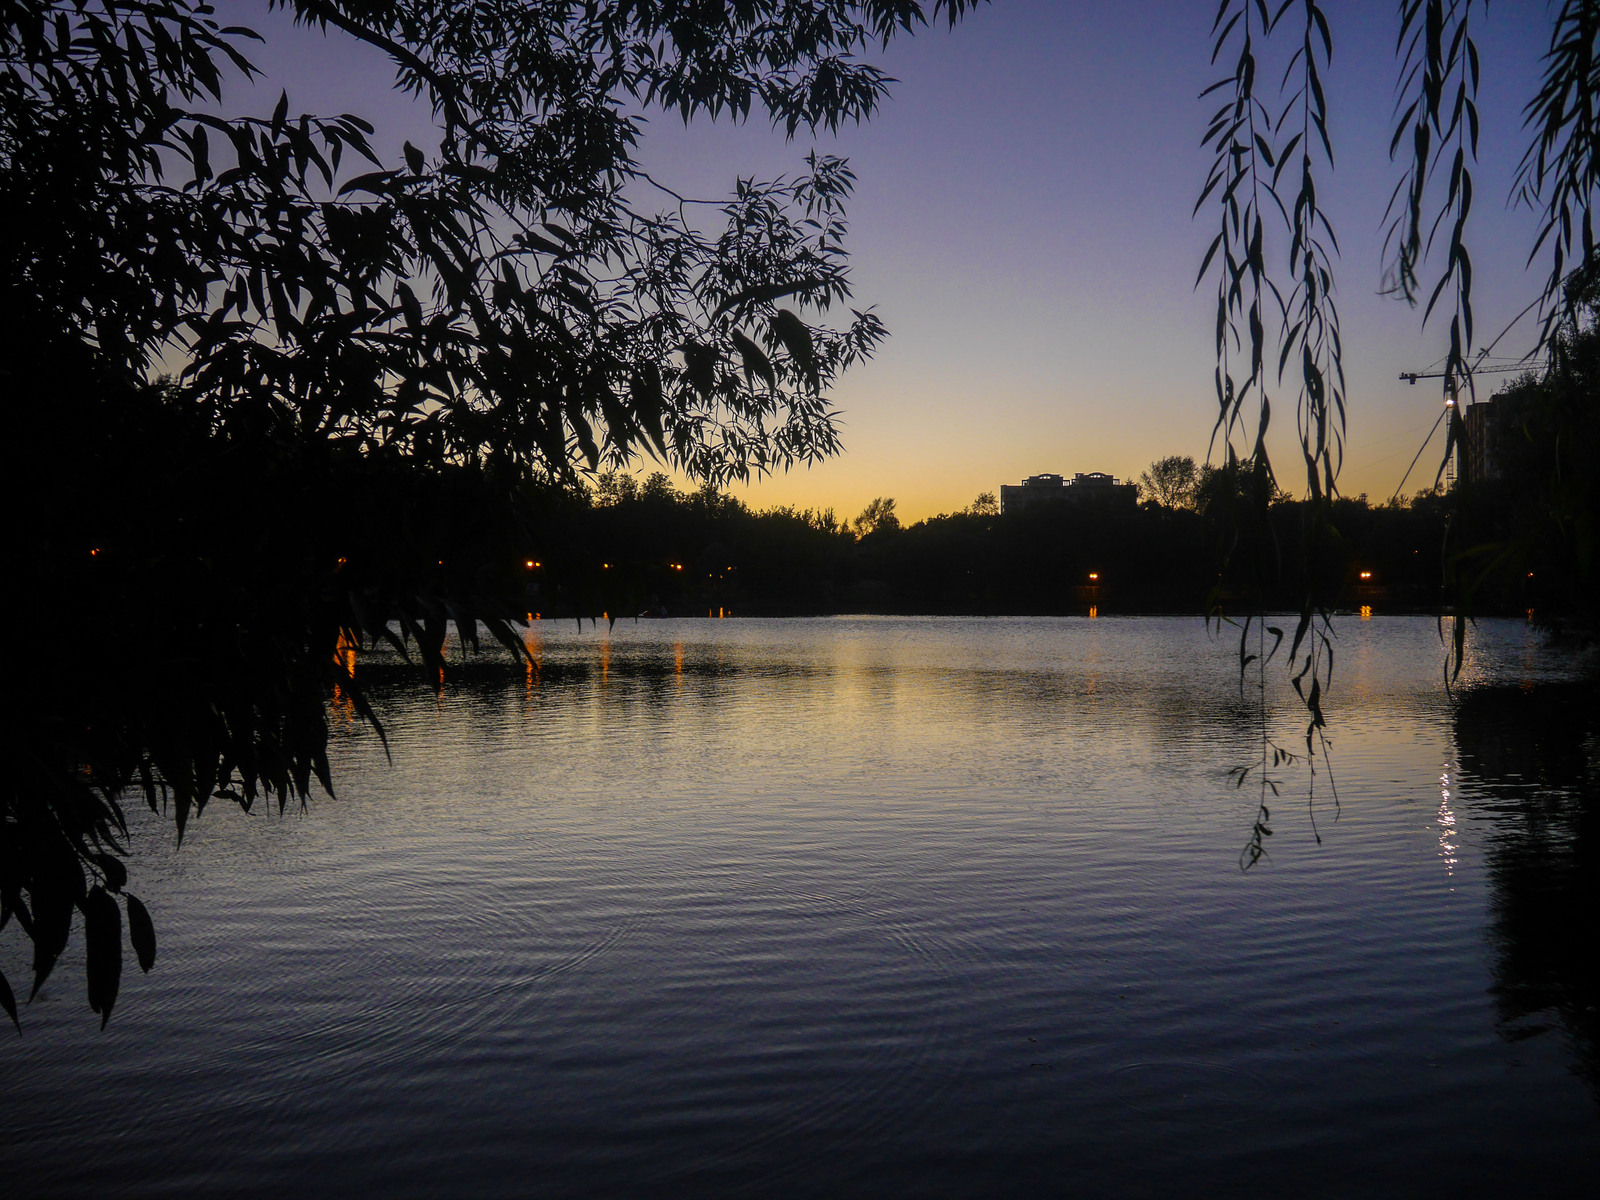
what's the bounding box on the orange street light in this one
[1359,570,1373,580]
[1087,572,1099,582]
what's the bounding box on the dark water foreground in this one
[3,616,1596,1198]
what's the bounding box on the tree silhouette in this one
[852,496,901,537]
[965,491,999,517]
[1,0,982,1028]
[1138,456,1198,511]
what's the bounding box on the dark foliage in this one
[518,473,1461,620]
[1198,3,1600,868]
[1,0,982,1026]
[1450,301,1600,635]
[1200,1,1600,631]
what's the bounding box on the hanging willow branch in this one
[1517,0,1600,346]
[1199,0,1346,530]
[1199,1,1345,864]
[1385,1,1483,438]
[1384,1,1484,676]
[1280,0,1344,502]
[1199,0,1342,777]
[1199,0,1280,470]
[1278,0,1341,728]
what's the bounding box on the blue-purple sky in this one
[228,1,1553,520]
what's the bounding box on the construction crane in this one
[1398,362,1530,386]
[1396,362,1535,489]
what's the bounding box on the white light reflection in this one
[1437,763,1459,877]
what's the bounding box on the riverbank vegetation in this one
[515,464,1467,619]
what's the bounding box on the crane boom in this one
[1399,363,1530,384]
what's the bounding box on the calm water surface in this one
[4,616,1597,1197]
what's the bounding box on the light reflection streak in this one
[1438,762,1459,876]
[334,629,358,676]
[330,631,358,724]
[524,629,542,700]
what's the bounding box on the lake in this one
[3,616,1596,1197]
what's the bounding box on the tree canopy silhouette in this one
[0,0,982,1028]
[1138,455,1198,511]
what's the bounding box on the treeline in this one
[515,466,1469,618]
[1448,310,1599,636]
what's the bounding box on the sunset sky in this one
[234,0,1552,522]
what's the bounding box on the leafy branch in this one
[1199,0,1281,472]
[1199,0,1344,865]
[2,0,984,1028]
[1384,0,1482,476]
[1516,0,1600,347]
[1198,0,1346,530]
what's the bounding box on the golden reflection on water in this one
[330,631,359,725]
[524,629,543,699]
[334,629,359,674]
[330,685,356,726]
